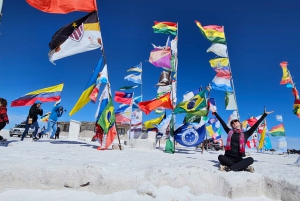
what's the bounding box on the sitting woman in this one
[210,107,273,173]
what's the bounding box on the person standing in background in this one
[0,98,9,142]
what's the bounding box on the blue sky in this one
[0,0,299,148]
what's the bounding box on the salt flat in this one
[0,132,299,201]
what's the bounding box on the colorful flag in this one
[207,117,222,140]
[269,124,285,136]
[152,21,177,35]
[114,91,133,104]
[115,105,132,124]
[144,112,166,129]
[97,97,116,134]
[11,83,64,107]
[173,90,207,116]
[124,73,142,84]
[48,11,102,64]
[279,61,293,86]
[26,0,97,14]
[225,92,237,110]
[149,48,171,69]
[119,85,138,90]
[293,99,300,118]
[174,123,206,147]
[207,43,228,57]
[69,57,103,116]
[156,71,172,86]
[195,20,226,44]
[276,115,283,122]
[138,92,173,115]
[127,63,142,73]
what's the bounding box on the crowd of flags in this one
[7,2,299,152]
[279,61,300,118]
[195,21,237,111]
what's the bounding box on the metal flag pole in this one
[223,27,240,120]
[172,23,179,153]
[95,10,122,150]
[128,92,134,140]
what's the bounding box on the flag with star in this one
[48,11,102,64]
[174,123,206,147]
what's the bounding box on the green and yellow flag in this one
[97,97,116,134]
[173,91,207,116]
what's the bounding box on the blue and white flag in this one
[127,63,142,73]
[174,123,206,147]
[277,137,287,153]
[124,73,142,84]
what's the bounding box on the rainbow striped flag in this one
[269,124,285,137]
[11,83,64,107]
[195,20,226,44]
[152,21,177,35]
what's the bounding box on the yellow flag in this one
[144,113,165,129]
[258,126,266,150]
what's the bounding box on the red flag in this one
[26,0,97,14]
[138,92,173,115]
[114,91,133,104]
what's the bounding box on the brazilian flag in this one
[97,97,116,134]
[173,91,207,116]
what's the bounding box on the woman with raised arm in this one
[210,107,274,173]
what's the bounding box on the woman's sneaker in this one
[0,138,7,142]
[245,166,255,173]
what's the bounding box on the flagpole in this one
[95,10,122,150]
[172,23,179,153]
[223,27,240,120]
[128,92,134,140]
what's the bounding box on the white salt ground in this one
[0,130,299,201]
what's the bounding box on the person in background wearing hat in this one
[209,107,273,173]
[0,98,9,142]
[21,100,43,141]
[38,101,65,139]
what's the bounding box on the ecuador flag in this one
[48,11,102,64]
